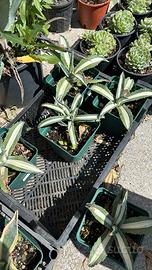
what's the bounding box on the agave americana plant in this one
[38,94,100,150]
[55,36,107,101]
[0,211,18,270]
[91,72,152,129]
[87,188,152,269]
[0,122,42,192]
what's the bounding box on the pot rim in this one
[78,0,110,8]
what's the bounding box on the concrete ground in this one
[43,9,152,270]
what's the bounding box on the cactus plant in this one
[125,45,151,73]
[81,30,117,57]
[109,10,135,34]
[0,122,42,192]
[86,188,152,269]
[139,17,152,37]
[127,0,152,14]
[91,72,152,129]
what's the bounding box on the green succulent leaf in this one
[99,101,116,118]
[75,114,99,122]
[121,216,152,235]
[41,103,65,115]
[91,84,114,101]
[3,122,24,157]
[38,116,65,128]
[122,89,152,103]
[117,105,133,130]
[86,203,113,228]
[124,77,134,94]
[68,121,77,150]
[59,35,71,70]
[71,94,83,111]
[56,77,72,101]
[112,189,128,226]
[114,230,133,270]
[5,156,42,174]
[74,56,105,74]
[88,229,112,267]
[116,72,125,99]
[1,32,24,47]
[73,73,86,86]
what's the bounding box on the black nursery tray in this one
[0,82,152,250]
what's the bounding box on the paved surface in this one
[43,9,152,270]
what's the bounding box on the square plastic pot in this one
[38,122,101,162]
[76,187,149,268]
[0,128,38,190]
[0,215,43,270]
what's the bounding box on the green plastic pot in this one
[0,216,43,269]
[0,128,38,190]
[76,187,149,268]
[39,122,100,162]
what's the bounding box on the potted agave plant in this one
[119,0,152,21]
[90,72,152,129]
[0,121,42,191]
[99,10,137,47]
[38,93,101,162]
[76,187,152,269]
[78,30,121,71]
[78,0,111,30]
[0,210,43,269]
[45,36,107,101]
[117,33,152,82]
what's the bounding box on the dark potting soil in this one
[81,39,118,59]
[80,0,107,5]
[47,123,95,154]
[11,234,37,270]
[80,193,143,264]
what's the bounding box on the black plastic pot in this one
[117,46,152,83]
[98,11,137,47]
[73,37,121,72]
[45,0,74,33]
[0,62,43,107]
[119,1,152,22]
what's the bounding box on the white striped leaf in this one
[91,84,114,101]
[38,116,65,128]
[59,36,71,70]
[74,56,106,74]
[121,89,152,103]
[41,103,65,115]
[124,77,134,93]
[0,211,18,254]
[114,230,133,270]
[71,94,83,111]
[73,73,86,86]
[58,62,69,77]
[68,121,77,150]
[86,203,113,228]
[5,156,42,174]
[116,72,125,99]
[56,77,72,101]
[88,230,112,267]
[3,122,24,157]
[75,114,99,122]
[54,99,70,116]
[121,217,152,235]
[112,190,128,226]
[117,105,133,130]
[99,101,116,118]
[88,78,110,84]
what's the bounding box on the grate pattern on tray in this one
[10,127,124,240]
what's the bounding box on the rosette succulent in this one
[139,17,152,37]
[131,33,152,49]
[109,10,135,34]
[125,45,151,73]
[82,30,117,57]
[127,0,152,14]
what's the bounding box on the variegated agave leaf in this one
[116,72,125,100]
[111,189,128,226]
[55,77,72,101]
[117,105,133,130]
[5,156,42,174]
[68,121,77,150]
[74,55,106,74]
[88,229,112,267]
[91,84,114,101]
[121,216,152,235]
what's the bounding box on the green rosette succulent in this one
[82,30,117,58]
[127,0,152,14]
[131,33,152,49]
[139,17,152,37]
[126,45,151,73]
[110,10,135,34]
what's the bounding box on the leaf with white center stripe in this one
[112,189,128,226]
[3,122,24,157]
[88,229,112,267]
[124,77,134,93]
[114,230,133,270]
[99,101,116,118]
[121,89,152,103]
[38,116,65,128]
[74,56,106,74]
[121,216,152,235]
[71,94,83,111]
[56,77,72,101]
[5,156,42,174]
[116,72,125,99]
[41,103,65,115]
[73,73,86,86]
[75,114,99,122]
[91,84,114,101]
[86,203,113,228]
[59,36,71,70]
[68,121,77,150]
[117,105,133,130]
